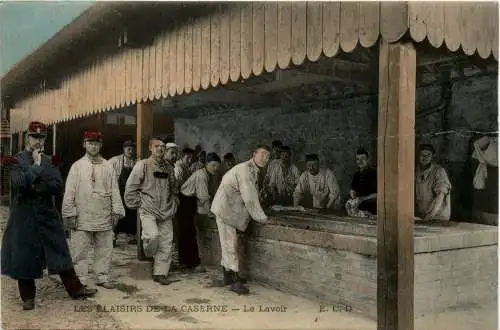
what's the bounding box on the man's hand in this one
[33,149,43,166]
[111,214,122,227]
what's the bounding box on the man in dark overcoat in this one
[1,121,98,311]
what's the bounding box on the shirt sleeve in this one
[326,170,341,208]
[110,165,126,217]
[61,163,79,218]
[181,172,197,197]
[237,168,267,222]
[433,167,451,195]
[293,172,308,200]
[109,156,121,179]
[196,172,211,214]
[124,161,145,209]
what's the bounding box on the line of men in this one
[2,121,453,311]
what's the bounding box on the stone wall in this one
[196,218,498,320]
[174,74,497,215]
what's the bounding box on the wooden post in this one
[136,102,154,160]
[135,102,153,260]
[377,40,416,330]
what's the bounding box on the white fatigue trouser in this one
[139,211,173,276]
[70,230,114,285]
[216,217,239,272]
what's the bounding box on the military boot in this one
[230,272,250,295]
[223,268,233,285]
[71,286,98,300]
[22,299,35,310]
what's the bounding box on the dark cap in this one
[123,140,136,148]
[419,144,435,154]
[27,121,48,137]
[305,154,319,162]
[254,144,271,152]
[223,153,235,160]
[206,152,221,163]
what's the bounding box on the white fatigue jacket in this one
[181,168,220,215]
[124,157,179,221]
[62,155,125,231]
[294,168,341,209]
[211,159,268,231]
[108,154,136,179]
[265,159,301,196]
[174,160,192,187]
[415,163,451,220]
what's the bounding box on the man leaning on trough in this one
[211,144,271,295]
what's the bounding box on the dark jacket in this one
[1,150,73,280]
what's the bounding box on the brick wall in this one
[174,74,497,214]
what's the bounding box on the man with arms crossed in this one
[211,145,271,295]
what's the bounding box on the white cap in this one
[165,142,178,150]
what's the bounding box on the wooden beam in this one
[135,101,153,261]
[136,102,153,160]
[377,40,416,330]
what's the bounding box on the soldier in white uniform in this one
[124,137,180,285]
[264,146,301,206]
[293,154,341,211]
[108,140,137,246]
[62,131,125,289]
[211,145,271,295]
[415,144,452,221]
[180,152,223,271]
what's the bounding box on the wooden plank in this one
[210,11,221,87]
[184,22,193,93]
[155,36,163,100]
[264,1,278,72]
[477,3,494,59]
[149,42,157,101]
[161,33,170,98]
[220,9,230,84]
[377,40,416,330]
[306,1,322,62]
[192,19,202,91]
[340,1,359,53]
[136,48,144,103]
[105,57,111,110]
[240,3,253,79]
[493,4,499,60]
[461,2,478,55]
[112,55,118,109]
[201,17,211,89]
[291,1,307,65]
[426,2,444,48]
[142,46,150,102]
[408,3,427,43]
[380,2,409,42]
[177,26,185,95]
[169,28,178,96]
[229,5,242,81]
[277,2,292,69]
[322,2,341,57]
[358,1,380,48]
[443,3,461,52]
[252,3,265,76]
